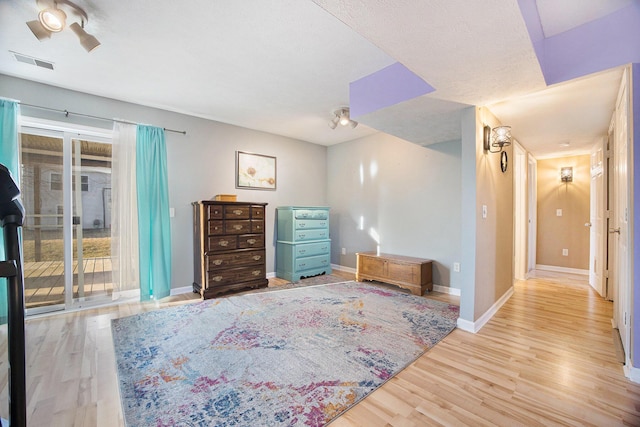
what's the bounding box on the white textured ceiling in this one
[0,0,629,158]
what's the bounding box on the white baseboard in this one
[433,284,461,296]
[625,362,640,384]
[331,264,356,274]
[456,286,514,333]
[170,285,193,296]
[536,264,589,276]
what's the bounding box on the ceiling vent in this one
[11,51,54,70]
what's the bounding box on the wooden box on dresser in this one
[276,206,331,281]
[192,200,268,299]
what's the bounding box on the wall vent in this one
[11,51,54,70]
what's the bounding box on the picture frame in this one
[236,151,277,190]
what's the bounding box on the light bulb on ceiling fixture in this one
[339,109,350,126]
[328,107,358,129]
[39,6,66,32]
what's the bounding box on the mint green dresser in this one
[276,206,332,281]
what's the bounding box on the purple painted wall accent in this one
[633,63,640,369]
[349,62,435,118]
[519,1,640,85]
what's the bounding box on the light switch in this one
[169,208,175,218]
[556,209,562,217]
[482,205,487,219]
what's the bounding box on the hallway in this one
[336,270,640,426]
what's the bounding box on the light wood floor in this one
[0,270,638,426]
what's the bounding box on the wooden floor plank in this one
[0,270,638,426]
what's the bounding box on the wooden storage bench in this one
[356,252,433,296]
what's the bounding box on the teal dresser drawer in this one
[294,229,329,241]
[295,209,329,220]
[293,241,330,258]
[276,206,332,281]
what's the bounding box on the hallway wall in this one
[536,155,590,270]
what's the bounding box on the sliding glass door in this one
[19,123,112,314]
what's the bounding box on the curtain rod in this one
[17,102,187,135]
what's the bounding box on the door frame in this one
[514,141,527,280]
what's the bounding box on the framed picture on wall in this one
[236,151,277,190]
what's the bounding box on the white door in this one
[514,142,527,280]
[612,69,630,359]
[589,141,605,296]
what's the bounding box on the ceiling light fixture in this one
[26,0,101,52]
[483,125,512,153]
[39,6,66,32]
[329,108,358,129]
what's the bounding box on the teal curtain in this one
[136,125,172,301]
[0,100,20,323]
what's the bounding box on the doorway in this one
[19,122,113,315]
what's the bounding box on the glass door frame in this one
[19,116,113,315]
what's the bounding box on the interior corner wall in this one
[326,132,462,290]
[473,107,515,320]
[536,155,590,270]
[0,74,328,291]
[459,107,478,322]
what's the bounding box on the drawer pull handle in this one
[212,276,223,282]
[212,259,223,266]
[252,270,261,276]
[252,255,262,261]
[247,239,257,244]
[233,209,243,216]
[233,225,243,230]
[299,250,306,254]
[218,240,229,247]
[299,234,305,239]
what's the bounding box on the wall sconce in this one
[561,167,573,182]
[483,125,512,153]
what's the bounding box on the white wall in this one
[0,74,328,290]
[327,132,462,289]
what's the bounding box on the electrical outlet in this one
[341,247,346,255]
[556,209,562,217]
[562,248,569,256]
[453,262,460,272]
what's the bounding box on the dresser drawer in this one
[295,254,330,272]
[225,220,251,234]
[251,220,264,233]
[295,219,329,230]
[295,209,328,220]
[251,205,265,219]
[207,265,265,287]
[238,234,264,248]
[209,205,224,219]
[292,241,330,258]
[294,229,329,241]
[209,220,224,235]
[207,250,265,269]
[225,205,251,219]
[207,236,237,251]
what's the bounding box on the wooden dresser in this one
[276,206,331,281]
[192,201,268,299]
[356,252,432,296]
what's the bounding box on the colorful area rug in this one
[111,281,459,426]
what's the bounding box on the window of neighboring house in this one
[57,205,63,226]
[50,173,89,191]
